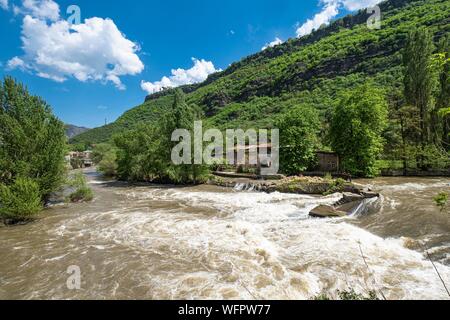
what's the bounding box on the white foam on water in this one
[380,181,450,192]
[51,187,450,300]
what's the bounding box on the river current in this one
[0,170,449,300]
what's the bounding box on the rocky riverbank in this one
[209,175,370,195]
[208,175,380,218]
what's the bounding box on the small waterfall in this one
[349,197,381,217]
[233,182,259,192]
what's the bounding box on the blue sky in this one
[0,0,381,128]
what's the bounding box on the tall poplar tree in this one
[402,27,435,167]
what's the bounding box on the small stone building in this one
[67,150,94,168]
[316,151,340,172]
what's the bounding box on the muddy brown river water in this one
[0,170,449,300]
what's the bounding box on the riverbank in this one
[208,174,364,194]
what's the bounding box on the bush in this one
[67,172,94,203]
[70,158,84,170]
[69,186,94,203]
[314,290,379,300]
[0,178,43,220]
[98,150,118,177]
[324,178,347,195]
[434,192,448,213]
[92,143,114,164]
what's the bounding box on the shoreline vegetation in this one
[0,77,94,225]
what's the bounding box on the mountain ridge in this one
[71,0,450,145]
[65,124,90,139]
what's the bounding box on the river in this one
[0,170,449,300]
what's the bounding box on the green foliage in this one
[276,104,320,175]
[402,27,439,166]
[69,187,93,203]
[98,151,118,177]
[324,178,347,195]
[67,172,93,203]
[0,177,42,220]
[329,84,388,177]
[439,108,450,117]
[0,77,67,201]
[70,143,89,152]
[70,158,84,170]
[337,290,379,301]
[434,192,448,213]
[313,290,379,300]
[324,172,333,181]
[69,0,450,176]
[71,0,450,148]
[92,143,118,177]
[403,27,435,116]
[114,90,210,184]
[92,143,112,164]
[422,144,450,169]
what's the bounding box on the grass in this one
[314,290,380,300]
[66,172,94,203]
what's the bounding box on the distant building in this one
[67,150,93,168]
[316,151,340,172]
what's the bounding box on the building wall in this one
[317,153,339,172]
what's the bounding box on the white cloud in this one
[7,56,26,69]
[296,0,383,38]
[13,0,60,21]
[141,58,220,95]
[7,2,144,89]
[24,0,59,21]
[0,0,8,10]
[296,3,339,37]
[341,0,383,11]
[261,37,283,50]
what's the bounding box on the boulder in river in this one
[361,191,380,199]
[342,192,365,203]
[309,205,347,218]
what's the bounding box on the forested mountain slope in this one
[65,124,90,139]
[71,0,450,145]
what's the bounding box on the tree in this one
[386,89,421,173]
[114,89,209,184]
[276,104,320,175]
[0,178,42,221]
[436,35,450,149]
[158,89,208,184]
[329,84,388,177]
[0,77,66,202]
[71,143,89,152]
[402,27,435,167]
[97,150,118,177]
[92,143,114,164]
[114,124,157,181]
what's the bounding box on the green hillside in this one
[71,0,450,145]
